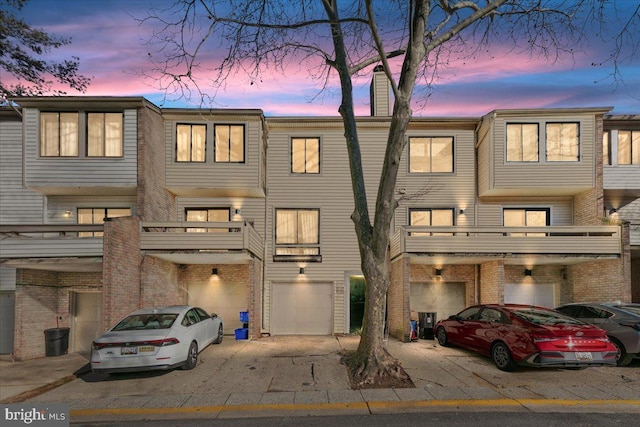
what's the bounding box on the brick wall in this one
[13,270,101,360]
[248,258,262,339]
[409,264,476,306]
[137,105,175,220]
[102,216,142,330]
[571,259,630,302]
[141,256,184,307]
[388,257,409,341]
[480,261,504,304]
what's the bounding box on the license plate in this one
[138,346,155,353]
[576,351,593,361]
[121,346,138,355]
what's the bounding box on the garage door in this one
[271,282,333,335]
[188,282,247,332]
[410,282,466,321]
[505,283,556,308]
[0,292,15,354]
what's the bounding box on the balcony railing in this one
[140,221,263,259]
[0,224,104,258]
[390,226,622,259]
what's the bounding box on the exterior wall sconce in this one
[212,268,218,276]
[459,209,464,215]
[234,208,241,215]
[609,208,617,215]
[63,211,72,218]
[299,267,305,274]
[524,269,532,276]
[435,268,442,276]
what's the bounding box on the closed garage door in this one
[271,282,333,335]
[410,282,466,321]
[505,283,556,308]
[188,282,247,332]
[0,292,15,354]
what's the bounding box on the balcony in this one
[140,221,263,262]
[390,226,622,264]
[0,224,104,271]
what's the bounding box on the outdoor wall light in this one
[435,268,442,276]
[234,208,242,215]
[63,211,72,218]
[524,269,532,276]
[212,268,218,276]
[299,267,305,274]
[459,209,465,215]
[609,208,617,215]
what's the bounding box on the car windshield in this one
[112,313,178,331]
[618,305,640,316]
[513,309,583,325]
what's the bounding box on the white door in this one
[271,282,333,335]
[0,292,15,354]
[188,281,247,332]
[71,292,102,356]
[505,283,556,308]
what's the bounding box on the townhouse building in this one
[1,70,638,359]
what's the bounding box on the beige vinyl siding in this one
[23,108,138,192]
[396,128,476,228]
[0,118,44,223]
[164,113,265,195]
[480,112,598,196]
[46,195,137,224]
[603,130,640,190]
[476,197,574,226]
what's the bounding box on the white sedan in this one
[91,305,223,374]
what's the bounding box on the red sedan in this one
[434,304,618,371]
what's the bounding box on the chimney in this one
[370,65,391,117]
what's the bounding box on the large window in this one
[214,124,244,162]
[185,208,230,232]
[506,123,539,162]
[503,208,549,237]
[275,209,320,257]
[87,113,123,157]
[40,112,78,157]
[409,208,454,236]
[291,137,320,173]
[78,208,131,237]
[618,130,640,165]
[546,123,579,161]
[177,124,206,162]
[409,137,454,173]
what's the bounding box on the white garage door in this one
[0,292,15,354]
[410,282,466,322]
[505,283,556,308]
[271,282,333,335]
[188,282,247,332]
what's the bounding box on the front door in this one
[71,292,102,356]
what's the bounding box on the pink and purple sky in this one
[9,0,640,117]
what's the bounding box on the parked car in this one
[434,304,617,371]
[555,302,640,366]
[91,305,223,374]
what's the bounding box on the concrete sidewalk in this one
[2,335,639,422]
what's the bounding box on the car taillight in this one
[92,341,108,350]
[148,338,180,346]
[619,322,640,331]
[530,334,556,343]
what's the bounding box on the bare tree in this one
[0,0,90,102]
[141,0,637,387]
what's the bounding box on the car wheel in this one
[491,341,517,372]
[182,341,198,370]
[213,324,224,344]
[436,327,449,347]
[610,337,633,367]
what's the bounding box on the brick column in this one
[480,261,504,304]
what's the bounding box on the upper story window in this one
[275,208,320,258]
[214,124,244,162]
[40,112,78,157]
[603,131,611,165]
[503,208,549,237]
[87,113,123,157]
[185,208,230,232]
[618,130,639,165]
[409,208,454,236]
[291,137,320,173]
[546,123,579,161]
[177,124,206,162]
[78,207,131,237]
[506,123,539,162]
[409,137,454,173]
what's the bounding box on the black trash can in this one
[44,327,70,357]
[418,312,437,340]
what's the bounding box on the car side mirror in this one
[211,313,218,319]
